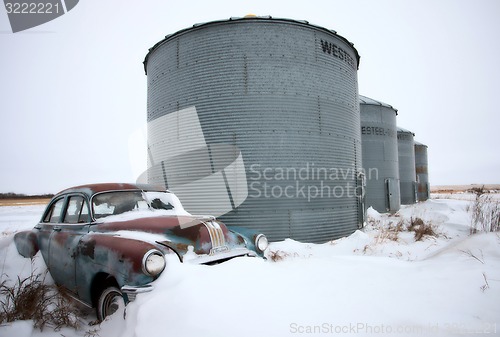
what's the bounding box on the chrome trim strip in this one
[201,219,228,255]
[185,248,255,264]
[210,220,224,248]
[65,292,93,309]
[121,284,154,302]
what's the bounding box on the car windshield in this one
[92,190,188,219]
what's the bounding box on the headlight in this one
[255,234,268,253]
[142,250,166,276]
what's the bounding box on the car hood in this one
[92,213,246,259]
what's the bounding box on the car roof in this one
[55,183,167,199]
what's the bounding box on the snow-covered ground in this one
[0,197,499,337]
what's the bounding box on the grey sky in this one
[1,0,499,194]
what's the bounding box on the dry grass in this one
[267,250,289,262]
[84,327,101,337]
[408,217,438,242]
[374,220,405,243]
[0,267,80,331]
[370,217,438,243]
[469,187,500,234]
[460,249,484,264]
[480,272,490,292]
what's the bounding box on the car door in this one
[36,197,66,270]
[46,194,91,295]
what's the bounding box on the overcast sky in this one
[1,0,499,194]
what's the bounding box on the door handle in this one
[53,226,62,232]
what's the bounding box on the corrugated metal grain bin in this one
[397,127,417,204]
[360,95,400,213]
[143,16,363,243]
[414,141,430,201]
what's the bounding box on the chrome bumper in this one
[184,247,256,264]
[121,284,154,301]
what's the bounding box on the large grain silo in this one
[360,95,400,213]
[397,127,417,204]
[414,141,430,201]
[143,16,363,243]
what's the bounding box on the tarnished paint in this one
[14,183,266,310]
[92,211,242,257]
[13,230,39,258]
[59,183,163,198]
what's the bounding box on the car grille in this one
[202,220,229,255]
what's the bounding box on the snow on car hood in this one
[94,208,192,224]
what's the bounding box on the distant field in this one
[0,198,51,207]
[431,184,500,193]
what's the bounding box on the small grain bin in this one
[414,141,430,201]
[143,16,362,243]
[360,95,400,213]
[397,128,417,204]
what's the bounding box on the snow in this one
[1,198,499,337]
[111,230,173,244]
[94,209,188,224]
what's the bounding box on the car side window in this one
[43,198,65,223]
[64,196,90,224]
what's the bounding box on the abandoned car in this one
[14,183,268,320]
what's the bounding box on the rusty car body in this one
[13,183,268,320]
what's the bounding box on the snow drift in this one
[0,198,499,337]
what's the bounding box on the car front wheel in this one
[97,286,125,321]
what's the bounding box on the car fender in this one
[226,226,267,257]
[14,230,39,258]
[75,233,169,305]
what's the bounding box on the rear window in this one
[43,198,65,223]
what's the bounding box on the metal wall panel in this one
[360,96,400,213]
[414,141,430,201]
[144,17,362,243]
[397,128,417,204]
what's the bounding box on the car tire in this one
[97,286,125,321]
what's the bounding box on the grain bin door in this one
[385,178,400,212]
[357,171,366,228]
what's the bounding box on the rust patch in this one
[80,239,95,259]
[52,231,71,246]
[157,241,188,262]
[415,166,428,174]
[418,185,429,193]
